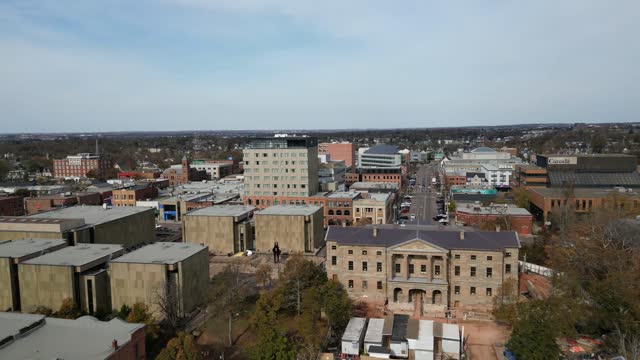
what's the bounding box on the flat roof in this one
[391,314,409,342]
[364,145,399,155]
[22,244,124,267]
[28,206,151,225]
[327,191,361,199]
[442,323,461,340]
[342,317,367,342]
[530,187,640,198]
[456,204,532,216]
[0,312,143,360]
[364,192,391,202]
[111,242,206,265]
[186,205,256,217]
[364,318,385,344]
[350,182,399,189]
[0,239,67,259]
[257,205,322,216]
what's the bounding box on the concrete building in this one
[454,203,533,235]
[109,242,209,320]
[0,184,70,196]
[359,145,402,169]
[353,192,393,225]
[243,137,319,208]
[480,164,512,188]
[189,160,234,179]
[318,142,356,167]
[535,154,640,188]
[254,205,324,253]
[0,195,24,216]
[326,226,520,311]
[461,147,512,160]
[0,312,145,360]
[319,160,347,192]
[18,244,124,314]
[53,153,113,179]
[161,156,208,186]
[159,193,239,222]
[25,192,103,215]
[20,205,156,248]
[183,205,256,254]
[0,239,67,311]
[111,184,158,207]
[349,182,400,195]
[510,164,549,190]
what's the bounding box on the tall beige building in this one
[183,205,256,255]
[109,242,209,320]
[18,244,124,314]
[0,239,67,311]
[326,226,519,312]
[243,137,319,208]
[254,205,324,253]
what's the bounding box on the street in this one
[405,163,440,226]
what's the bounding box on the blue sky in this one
[1,0,639,133]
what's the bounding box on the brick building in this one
[0,196,24,216]
[53,153,112,179]
[161,156,208,186]
[353,192,394,225]
[510,164,548,190]
[24,192,102,215]
[454,203,533,235]
[318,142,356,167]
[326,226,520,311]
[111,184,158,207]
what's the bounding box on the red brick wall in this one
[455,211,533,235]
[107,326,146,360]
[0,196,25,216]
[318,143,356,167]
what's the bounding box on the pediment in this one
[388,239,447,253]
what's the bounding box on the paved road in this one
[406,163,440,226]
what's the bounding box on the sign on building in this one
[548,157,577,165]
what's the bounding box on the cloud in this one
[0,0,639,132]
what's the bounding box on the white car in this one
[410,214,416,221]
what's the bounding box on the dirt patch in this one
[519,272,552,299]
[462,321,511,360]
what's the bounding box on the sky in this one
[1,0,639,133]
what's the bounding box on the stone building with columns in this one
[325,226,520,312]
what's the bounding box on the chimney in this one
[111,339,118,350]
[373,228,378,237]
[459,230,464,240]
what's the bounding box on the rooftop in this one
[22,244,124,267]
[0,239,67,259]
[541,153,637,158]
[364,318,385,344]
[326,191,361,199]
[342,317,367,342]
[364,145,400,155]
[530,187,640,198]
[349,182,399,190]
[111,242,206,264]
[456,204,532,216]
[257,205,322,216]
[0,312,144,360]
[391,314,409,342]
[471,147,497,153]
[186,205,256,217]
[547,172,640,187]
[326,226,520,251]
[358,192,391,202]
[28,206,152,225]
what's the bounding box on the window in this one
[362,280,368,289]
[454,266,460,276]
[505,252,512,257]
[348,249,353,254]
[487,256,493,261]
[470,267,476,277]
[454,254,460,260]
[331,245,336,250]
[505,264,511,274]
[377,262,382,272]
[362,250,368,255]
[409,264,414,274]
[486,288,493,296]
[331,256,337,266]
[376,250,382,256]
[348,280,354,288]
[470,286,476,295]
[470,255,477,260]
[362,262,368,271]
[486,267,493,278]
[434,265,441,276]
[377,281,383,290]
[454,286,460,295]
[395,263,401,273]
[348,261,353,271]
[421,264,427,273]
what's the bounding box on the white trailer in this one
[341,317,367,355]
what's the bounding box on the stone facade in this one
[254,206,324,253]
[326,229,519,311]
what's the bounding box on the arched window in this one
[344,210,350,216]
[247,199,252,205]
[336,210,342,216]
[328,210,334,215]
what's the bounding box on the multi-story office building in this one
[0,239,67,311]
[510,164,549,190]
[326,227,520,311]
[189,160,234,180]
[111,184,158,207]
[254,205,324,253]
[318,142,356,167]
[243,137,319,208]
[53,153,112,179]
[109,242,209,320]
[319,160,347,192]
[358,145,402,169]
[18,244,125,314]
[183,205,255,254]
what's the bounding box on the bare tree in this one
[210,259,252,346]
[153,280,180,330]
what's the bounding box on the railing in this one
[519,261,554,277]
